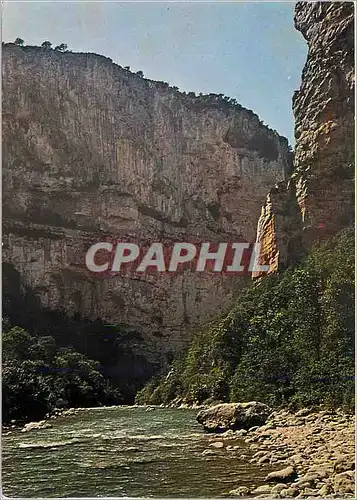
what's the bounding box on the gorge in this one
[2,1,355,412]
[2,2,355,498]
[3,29,291,391]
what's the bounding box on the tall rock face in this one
[2,44,290,368]
[255,1,355,275]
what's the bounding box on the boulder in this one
[288,454,305,465]
[271,484,288,495]
[295,473,320,488]
[222,429,235,437]
[333,470,355,495]
[251,485,272,495]
[258,454,271,465]
[294,480,311,490]
[21,420,52,432]
[333,455,355,473]
[61,408,79,417]
[228,486,250,497]
[317,484,332,496]
[235,429,248,437]
[282,487,299,497]
[295,408,311,417]
[196,402,272,432]
[265,466,297,483]
[209,441,224,449]
[254,450,269,459]
[201,449,216,456]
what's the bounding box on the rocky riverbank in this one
[3,402,355,498]
[199,406,355,498]
[2,407,84,434]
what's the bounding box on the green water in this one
[2,406,269,497]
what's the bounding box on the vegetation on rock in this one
[136,228,355,410]
[41,41,52,49]
[54,43,68,52]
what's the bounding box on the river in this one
[2,406,269,497]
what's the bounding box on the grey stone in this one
[196,402,272,432]
[265,466,298,483]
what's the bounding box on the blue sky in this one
[2,1,307,144]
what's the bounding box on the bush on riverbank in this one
[2,325,123,422]
[136,228,355,410]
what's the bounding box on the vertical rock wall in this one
[2,44,290,365]
[255,1,354,276]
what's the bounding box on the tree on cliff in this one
[41,41,52,49]
[14,38,24,46]
[54,43,68,52]
[136,70,144,77]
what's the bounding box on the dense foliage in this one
[136,229,355,410]
[2,324,124,423]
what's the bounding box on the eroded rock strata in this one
[255,1,355,275]
[2,43,290,365]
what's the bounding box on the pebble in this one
[283,486,299,497]
[202,449,216,456]
[271,483,288,494]
[239,408,355,498]
[258,454,271,465]
[251,485,272,495]
[209,441,224,449]
[228,486,250,496]
[265,466,297,483]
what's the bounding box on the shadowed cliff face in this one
[254,1,355,276]
[2,44,290,365]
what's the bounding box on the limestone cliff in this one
[2,43,290,367]
[255,1,355,275]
